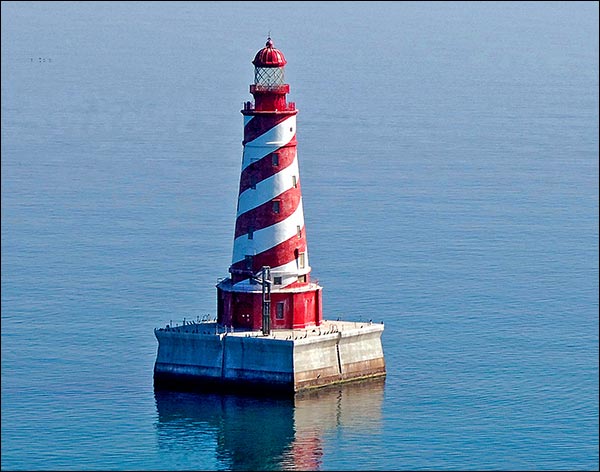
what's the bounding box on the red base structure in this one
[217,282,322,330]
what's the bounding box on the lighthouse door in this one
[235,302,253,329]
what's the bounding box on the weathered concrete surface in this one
[293,322,386,390]
[222,335,294,385]
[154,320,385,393]
[155,329,224,379]
[293,334,341,389]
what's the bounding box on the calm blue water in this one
[1,1,598,470]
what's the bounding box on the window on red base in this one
[276,302,285,319]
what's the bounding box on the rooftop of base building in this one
[155,319,384,341]
[216,277,322,293]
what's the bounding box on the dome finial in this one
[253,36,286,68]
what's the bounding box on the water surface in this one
[1,1,598,470]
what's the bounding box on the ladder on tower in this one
[260,266,271,336]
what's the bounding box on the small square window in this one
[248,228,254,240]
[250,175,257,190]
[298,275,307,283]
[272,153,280,166]
[273,276,282,285]
[297,225,302,238]
[273,200,280,214]
[292,175,297,188]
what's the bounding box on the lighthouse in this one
[216,37,322,334]
[154,38,385,394]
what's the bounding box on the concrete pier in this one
[154,320,385,394]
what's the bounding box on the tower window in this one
[298,252,306,269]
[292,175,297,188]
[245,255,253,270]
[248,227,254,240]
[297,225,302,238]
[273,200,280,214]
[250,175,257,190]
[272,153,280,166]
[298,275,307,283]
[276,302,285,319]
[273,276,282,285]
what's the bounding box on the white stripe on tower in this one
[236,155,299,215]
[232,199,305,264]
[241,116,296,170]
[232,257,310,290]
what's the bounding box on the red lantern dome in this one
[252,37,287,68]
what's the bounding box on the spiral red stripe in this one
[243,113,293,144]
[238,143,297,195]
[234,186,301,239]
[230,234,308,275]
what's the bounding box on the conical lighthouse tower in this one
[154,37,385,394]
[216,38,323,333]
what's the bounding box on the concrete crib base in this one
[153,320,385,394]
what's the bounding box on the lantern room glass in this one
[254,66,285,86]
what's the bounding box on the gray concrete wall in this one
[293,324,385,390]
[293,333,341,389]
[222,335,294,385]
[154,322,385,392]
[338,328,386,381]
[155,329,225,379]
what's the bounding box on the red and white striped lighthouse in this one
[217,37,323,333]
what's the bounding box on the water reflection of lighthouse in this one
[154,378,385,470]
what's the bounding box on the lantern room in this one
[250,37,291,111]
[252,37,287,86]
